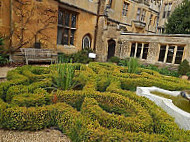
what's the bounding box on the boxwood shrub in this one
[0,63,190,141]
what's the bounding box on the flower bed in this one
[0,63,190,141]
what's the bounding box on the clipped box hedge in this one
[0,63,190,141]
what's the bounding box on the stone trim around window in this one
[57,8,77,46]
[130,42,149,60]
[158,44,184,64]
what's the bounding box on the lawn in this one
[0,62,190,141]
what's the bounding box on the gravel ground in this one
[0,67,15,78]
[0,129,71,142]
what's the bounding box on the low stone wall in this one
[136,86,190,130]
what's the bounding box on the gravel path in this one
[0,129,71,142]
[0,67,15,78]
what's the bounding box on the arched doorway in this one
[107,39,116,60]
[82,34,91,50]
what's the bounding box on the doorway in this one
[107,39,116,60]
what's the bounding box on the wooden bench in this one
[20,48,57,65]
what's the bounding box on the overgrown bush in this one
[127,57,139,73]
[52,63,75,90]
[140,64,179,77]
[0,38,9,66]
[108,56,120,64]
[178,59,190,75]
[118,58,129,66]
[58,48,93,64]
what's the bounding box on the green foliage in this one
[58,48,93,64]
[141,64,179,77]
[108,56,120,64]
[178,59,190,75]
[127,57,139,73]
[52,62,75,90]
[118,58,129,66]
[11,93,46,107]
[165,0,190,34]
[0,63,190,141]
[0,38,9,66]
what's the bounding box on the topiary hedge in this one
[0,63,190,141]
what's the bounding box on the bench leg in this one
[26,59,28,65]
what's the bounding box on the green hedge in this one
[0,63,190,141]
[1,102,76,130]
[11,93,46,107]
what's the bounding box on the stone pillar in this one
[134,42,138,58]
[120,40,131,59]
[147,42,159,64]
[164,45,169,63]
[172,45,177,64]
[140,43,144,59]
[95,0,107,62]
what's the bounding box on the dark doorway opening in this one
[107,39,116,60]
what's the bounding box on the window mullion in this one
[68,13,72,45]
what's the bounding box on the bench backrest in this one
[20,48,56,59]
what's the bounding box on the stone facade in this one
[158,0,183,33]
[117,33,190,66]
[0,0,188,65]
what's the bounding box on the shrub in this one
[0,63,190,141]
[1,102,76,130]
[6,85,28,102]
[127,58,139,73]
[58,48,93,64]
[0,54,9,66]
[52,63,75,90]
[141,64,179,77]
[108,56,120,64]
[0,38,9,66]
[118,58,129,66]
[11,93,46,107]
[178,59,190,75]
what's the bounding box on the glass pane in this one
[130,43,136,57]
[71,14,76,28]
[70,30,75,45]
[65,12,70,27]
[136,43,142,58]
[175,46,184,64]
[142,44,149,59]
[57,27,63,44]
[58,10,63,25]
[63,29,69,45]
[83,36,91,49]
[123,10,126,16]
[136,15,140,20]
[166,46,175,63]
[158,45,166,62]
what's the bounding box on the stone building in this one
[0,0,188,66]
[157,0,183,33]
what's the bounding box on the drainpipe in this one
[93,0,101,53]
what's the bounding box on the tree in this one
[165,0,190,34]
[3,0,57,60]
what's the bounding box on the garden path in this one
[0,129,70,142]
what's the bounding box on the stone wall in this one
[115,33,190,67]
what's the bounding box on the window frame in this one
[136,8,141,21]
[122,2,129,17]
[57,8,77,46]
[82,35,91,50]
